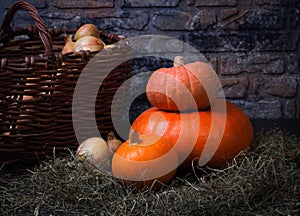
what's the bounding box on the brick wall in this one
[1,0,299,120]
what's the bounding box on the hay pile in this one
[1,129,299,215]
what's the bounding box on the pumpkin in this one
[146,56,220,111]
[131,100,254,170]
[112,130,178,189]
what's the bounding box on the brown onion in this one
[107,131,122,153]
[76,137,111,167]
[74,24,100,41]
[74,36,105,52]
[61,35,75,54]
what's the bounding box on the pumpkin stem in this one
[174,56,184,67]
[129,129,142,146]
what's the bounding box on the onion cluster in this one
[76,132,122,170]
[61,24,106,54]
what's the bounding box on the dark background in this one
[1,0,299,134]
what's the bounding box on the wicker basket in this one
[0,1,132,164]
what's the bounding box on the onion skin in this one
[74,24,100,41]
[76,137,111,168]
[74,36,105,52]
[61,35,75,54]
[107,131,122,153]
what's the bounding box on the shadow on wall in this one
[0,0,299,120]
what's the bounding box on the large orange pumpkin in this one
[146,56,220,112]
[131,100,254,170]
[112,130,178,189]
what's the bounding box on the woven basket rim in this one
[0,1,132,165]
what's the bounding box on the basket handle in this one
[0,0,53,57]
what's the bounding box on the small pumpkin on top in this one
[146,56,220,112]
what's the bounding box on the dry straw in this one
[1,128,299,215]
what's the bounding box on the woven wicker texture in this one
[0,1,132,164]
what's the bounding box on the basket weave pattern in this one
[0,1,131,164]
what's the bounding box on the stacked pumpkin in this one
[86,56,254,189]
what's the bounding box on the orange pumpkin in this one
[131,100,254,170]
[111,130,178,189]
[146,56,220,112]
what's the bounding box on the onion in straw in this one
[107,131,122,153]
[76,137,111,168]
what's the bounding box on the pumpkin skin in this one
[112,131,178,190]
[146,60,219,112]
[131,100,254,170]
